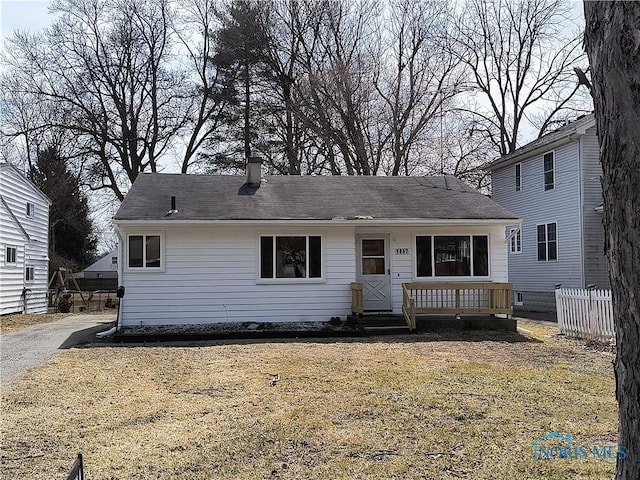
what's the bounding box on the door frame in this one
[355,234,392,311]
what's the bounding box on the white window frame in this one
[509,228,522,254]
[26,202,35,218]
[515,162,521,192]
[536,222,558,262]
[515,292,524,306]
[257,234,324,284]
[111,256,118,265]
[5,245,17,265]
[25,265,35,282]
[543,151,555,191]
[125,233,165,272]
[413,234,491,280]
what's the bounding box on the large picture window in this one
[128,234,162,268]
[415,235,489,277]
[260,235,322,279]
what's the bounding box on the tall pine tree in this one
[29,147,97,274]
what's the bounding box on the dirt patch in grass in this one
[1,323,617,479]
[0,313,72,334]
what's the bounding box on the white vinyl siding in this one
[117,223,509,327]
[0,164,50,314]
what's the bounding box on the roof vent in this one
[166,196,178,216]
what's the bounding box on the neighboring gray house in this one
[485,114,608,312]
[0,163,51,314]
[112,160,518,329]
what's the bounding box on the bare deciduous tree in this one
[584,2,640,478]
[374,0,462,176]
[452,0,590,156]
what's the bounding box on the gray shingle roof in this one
[114,174,517,221]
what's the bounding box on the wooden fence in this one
[555,287,614,342]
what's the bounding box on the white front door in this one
[356,235,392,311]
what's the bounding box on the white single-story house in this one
[112,159,518,330]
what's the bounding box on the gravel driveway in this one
[1,313,114,386]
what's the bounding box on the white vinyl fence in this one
[555,287,615,342]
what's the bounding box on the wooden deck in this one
[350,282,513,331]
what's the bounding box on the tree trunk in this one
[583,2,640,478]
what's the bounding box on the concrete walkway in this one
[0,313,115,386]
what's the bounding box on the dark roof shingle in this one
[114,174,517,221]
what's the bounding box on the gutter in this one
[112,218,520,227]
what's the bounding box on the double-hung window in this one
[260,235,322,279]
[509,228,522,254]
[26,202,35,217]
[415,235,489,277]
[537,223,557,261]
[5,246,17,264]
[543,152,554,191]
[128,234,162,269]
[25,266,35,281]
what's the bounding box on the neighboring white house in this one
[0,163,51,314]
[112,159,518,329]
[73,249,118,290]
[485,114,608,312]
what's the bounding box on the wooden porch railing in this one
[402,282,513,331]
[351,282,363,315]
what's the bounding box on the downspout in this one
[99,224,124,337]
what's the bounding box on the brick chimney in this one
[246,156,262,187]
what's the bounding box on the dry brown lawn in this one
[1,321,617,479]
[0,313,72,334]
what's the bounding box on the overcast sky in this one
[1,0,51,45]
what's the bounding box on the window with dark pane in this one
[415,236,432,277]
[547,223,557,260]
[537,225,547,261]
[276,236,306,278]
[472,236,489,276]
[434,236,471,276]
[145,235,161,267]
[260,236,273,278]
[308,236,322,278]
[129,236,144,267]
[361,239,385,275]
[543,152,554,191]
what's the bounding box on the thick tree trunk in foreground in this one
[583,2,640,478]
